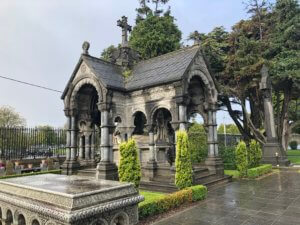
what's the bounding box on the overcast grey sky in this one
[0,0,249,127]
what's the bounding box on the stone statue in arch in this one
[155,110,169,143]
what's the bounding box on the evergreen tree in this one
[175,131,193,189]
[129,14,181,59]
[118,139,141,188]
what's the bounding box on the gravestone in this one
[260,65,290,166]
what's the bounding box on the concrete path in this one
[153,171,300,225]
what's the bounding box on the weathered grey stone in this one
[0,174,143,225]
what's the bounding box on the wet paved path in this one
[153,171,300,225]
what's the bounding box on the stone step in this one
[200,175,232,189]
[77,169,96,177]
[140,181,178,193]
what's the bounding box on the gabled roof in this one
[62,45,201,99]
[126,45,200,90]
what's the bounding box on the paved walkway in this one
[153,171,300,225]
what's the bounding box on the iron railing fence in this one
[0,127,66,160]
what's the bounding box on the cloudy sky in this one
[0,0,249,127]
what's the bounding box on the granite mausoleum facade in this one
[61,16,225,187]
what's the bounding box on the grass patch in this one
[139,191,165,207]
[0,170,61,179]
[225,170,240,178]
[287,150,300,164]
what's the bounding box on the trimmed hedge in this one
[139,185,207,219]
[219,146,236,170]
[289,141,298,150]
[235,141,248,177]
[0,170,61,179]
[248,140,262,168]
[247,164,272,179]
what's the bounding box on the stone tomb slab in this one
[0,174,143,225]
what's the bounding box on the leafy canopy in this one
[129,14,181,59]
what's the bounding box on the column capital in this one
[97,102,110,111]
[170,121,180,131]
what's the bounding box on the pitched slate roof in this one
[62,45,200,98]
[126,45,200,90]
[82,55,125,90]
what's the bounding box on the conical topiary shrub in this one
[235,141,248,177]
[118,139,141,188]
[248,139,262,168]
[175,131,193,189]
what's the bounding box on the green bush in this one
[289,141,298,150]
[189,185,208,201]
[219,146,236,170]
[175,131,193,189]
[247,164,272,179]
[118,139,141,188]
[139,185,207,219]
[188,123,207,163]
[248,140,262,168]
[235,141,248,177]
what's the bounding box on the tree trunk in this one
[279,82,292,150]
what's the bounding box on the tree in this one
[100,45,118,61]
[136,0,170,23]
[188,122,207,163]
[0,106,26,127]
[218,124,241,134]
[118,139,141,188]
[129,14,181,59]
[175,131,193,189]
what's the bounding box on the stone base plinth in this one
[61,160,80,175]
[96,161,118,180]
[262,142,290,166]
[205,157,224,176]
[141,161,157,181]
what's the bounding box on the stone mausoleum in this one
[61,16,229,190]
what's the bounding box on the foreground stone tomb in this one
[0,174,143,225]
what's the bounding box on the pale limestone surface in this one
[0,174,143,225]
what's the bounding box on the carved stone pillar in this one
[85,134,91,161]
[62,109,80,175]
[205,107,224,175]
[79,135,84,160]
[66,116,71,161]
[96,103,118,180]
[178,104,188,131]
[142,124,157,181]
[91,131,96,162]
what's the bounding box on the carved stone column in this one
[178,104,188,131]
[91,130,96,163]
[79,135,84,160]
[62,109,80,175]
[205,106,224,175]
[62,112,71,175]
[96,103,118,180]
[85,134,91,161]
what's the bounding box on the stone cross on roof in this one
[117,16,132,47]
[193,30,201,45]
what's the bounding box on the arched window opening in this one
[133,112,147,135]
[32,219,40,225]
[188,112,208,164]
[6,210,13,225]
[17,214,25,225]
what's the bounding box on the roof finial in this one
[82,41,90,55]
[117,16,132,47]
[193,30,201,45]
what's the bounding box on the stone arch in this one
[90,218,108,225]
[17,214,26,225]
[31,218,41,225]
[68,77,103,110]
[6,209,13,225]
[150,105,173,125]
[110,211,129,225]
[186,70,217,104]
